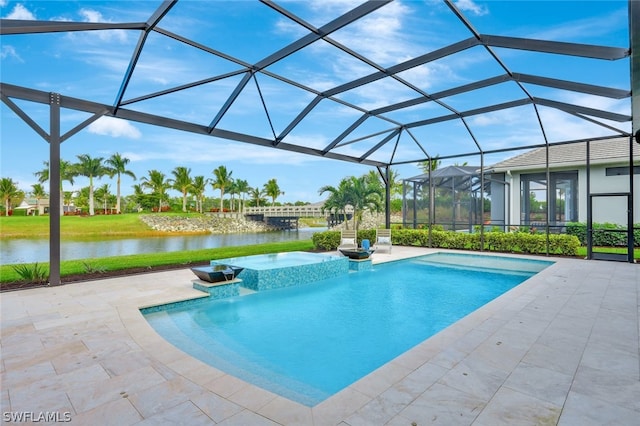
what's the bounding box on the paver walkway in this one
[1,248,638,425]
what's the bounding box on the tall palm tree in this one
[141,169,172,213]
[263,178,283,206]
[228,181,242,211]
[189,175,210,213]
[34,159,76,215]
[234,179,250,213]
[30,183,47,216]
[74,154,106,216]
[0,177,20,216]
[104,153,136,214]
[212,165,233,212]
[171,166,193,212]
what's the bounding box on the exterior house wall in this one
[587,166,640,224]
[502,163,639,227]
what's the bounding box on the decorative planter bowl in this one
[191,265,244,283]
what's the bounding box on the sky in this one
[0,0,632,204]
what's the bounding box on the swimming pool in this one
[143,253,552,406]
[212,251,348,291]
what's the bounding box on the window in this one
[520,171,578,225]
[605,166,640,176]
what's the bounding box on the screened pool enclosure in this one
[1,0,639,283]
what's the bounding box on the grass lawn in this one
[0,212,205,239]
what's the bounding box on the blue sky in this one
[0,0,631,203]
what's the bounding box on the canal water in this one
[1,228,324,264]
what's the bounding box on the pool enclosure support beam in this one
[631,0,640,140]
[49,93,61,286]
[628,134,634,263]
[586,140,593,260]
[385,167,391,229]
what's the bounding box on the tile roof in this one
[488,137,640,172]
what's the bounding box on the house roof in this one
[404,165,480,183]
[488,137,640,173]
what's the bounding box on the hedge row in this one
[566,222,640,247]
[312,228,581,256]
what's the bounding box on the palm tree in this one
[263,178,283,206]
[95,184,111,214]
[319,174,383,230]
[0,177,20,216]
[367,168,401,198]
[74,154,106,216]
[346,175,383,230]
[30,183,47,216]
[104,153,136,214]
[234,179,250,213]
[141,169,172,212]
[319,178,353,229]
[132,183,146,211]
[249,186,265,207]
[418,155,441,173]
[189,175,210,213]
[34,160,76,215]
[212,165,233,212]
[171,166,193,212]
[228,181,240,211]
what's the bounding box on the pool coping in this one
[1,247,638,424]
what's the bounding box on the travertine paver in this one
[1,247,638,425]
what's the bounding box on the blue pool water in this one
[143,253,552,406]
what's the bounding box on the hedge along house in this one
[2,1,640,283]
[486,137,640,232]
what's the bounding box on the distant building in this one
[14,198,78,215]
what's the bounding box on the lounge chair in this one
[337,229,357,252]
[373,228,392,253]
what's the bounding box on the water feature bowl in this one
[191,265,244,283]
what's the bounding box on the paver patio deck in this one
[1,247,638,425]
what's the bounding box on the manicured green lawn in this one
[0,213,177,238]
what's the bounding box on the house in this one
[14,198,78,216]
[15,198,49,216]
[486,137,640,229]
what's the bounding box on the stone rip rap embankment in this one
[139,214,277,234]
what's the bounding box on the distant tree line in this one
[0,154,292,216]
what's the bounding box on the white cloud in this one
[77,8,128,42]
[88,117,142,139]
[121,134,327,166]
[453,0,489,17]
[5,3,36,20]
[529,9,626,42]
[1,45,22,62]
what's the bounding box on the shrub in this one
[311,228,580,256]
[312,230,341,250]
[11,262,49,284]
[567,221,639,247]
[81,261,107,274]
